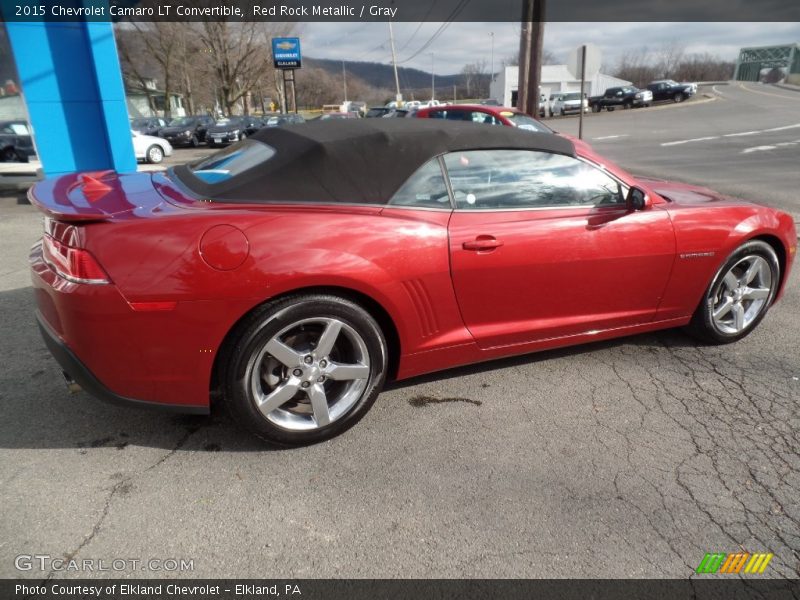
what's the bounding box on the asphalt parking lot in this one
[1,82,798,580]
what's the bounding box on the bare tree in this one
[461,59,488,98]
[502,48,557,68]
[614,46,735,87]
[116,27,158,114]
[654,41,685,80]
[198,21,296,116]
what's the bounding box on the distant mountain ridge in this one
[305,57,462,93]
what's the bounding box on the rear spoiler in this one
[28,171,151,222]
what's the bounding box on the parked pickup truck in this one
[646,80,695,103]
[589,86,653,112]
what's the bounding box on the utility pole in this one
[342,60,348,103]
[517,0,545,116]
[388,21,402,104]
[430,52,435,101]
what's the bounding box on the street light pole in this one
[430,52,435,101]
[342,60,348,103]
[388,21,402,104]
[489,31,494,84]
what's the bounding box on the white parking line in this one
[661,136,719,147]
[764,123,800,132]
[592,135,630,141]
[723,131,760,137]
[742,145,777,154]
[741,140,800,154]
[662,123,800,147]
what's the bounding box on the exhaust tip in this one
[61,371,82,394]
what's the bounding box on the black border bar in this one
[4,579,800,600]
[2,0,800,22]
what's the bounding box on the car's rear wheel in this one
[146,145,164,164]
[687,240,780,344]
[222,295,388,446]
[1,146,21,162]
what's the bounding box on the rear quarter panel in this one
[89,183,471,391]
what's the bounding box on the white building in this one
[489,65,632,107]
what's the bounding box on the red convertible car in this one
[29,120,796,445]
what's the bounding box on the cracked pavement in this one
[1,86,799,579]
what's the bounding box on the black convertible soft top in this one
[174,118,576,205]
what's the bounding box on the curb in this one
[772,83,800,93]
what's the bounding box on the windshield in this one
[3,123,30,135]
[169,117,196,127]
[130,118,150,127]
[186,140,276,184]
[503,112,551,133]
[562,93,582,101]
[214,117,244,126]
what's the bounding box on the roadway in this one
[551,82,800,221]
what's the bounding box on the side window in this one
[444,111,468,121]
[469,112,500,125]
[443,150,625,210]
[389,158,451,209]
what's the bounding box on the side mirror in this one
[627,186,649,210]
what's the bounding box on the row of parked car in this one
[540,79,697,117]
[129,113,308,163]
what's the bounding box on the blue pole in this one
[3,12,136,176]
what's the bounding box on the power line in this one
[396,0,472,65]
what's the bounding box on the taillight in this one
[42,234,110,284]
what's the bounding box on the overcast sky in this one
[300,22,800,74]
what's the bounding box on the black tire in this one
[190,135,199,148]
[591,104,600,113]
[623,101,632,109]
[1,146,21,162]
[221,294,388,446]
[674,92,684,103]
[686,240,780,344]
[145,144,164,164]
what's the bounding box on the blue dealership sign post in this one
[272,37,302,114]
[2,3,137,176]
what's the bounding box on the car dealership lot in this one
[1,83,798,579]
[553,82,800,222]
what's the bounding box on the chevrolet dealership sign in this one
[272,37,302,69]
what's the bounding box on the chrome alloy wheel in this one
[247,317,370,431]
[710,255,773,335]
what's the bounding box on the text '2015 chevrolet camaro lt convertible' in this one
[29,120,796,445]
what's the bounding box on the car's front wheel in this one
[674,92,684,103]
[687,240,780,344]
[222,295,388,446]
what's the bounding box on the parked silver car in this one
[551,91,589,116]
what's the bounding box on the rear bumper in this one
[30,241,211,414]
[36,313,208,415]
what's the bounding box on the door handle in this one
[462,236,504,251]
